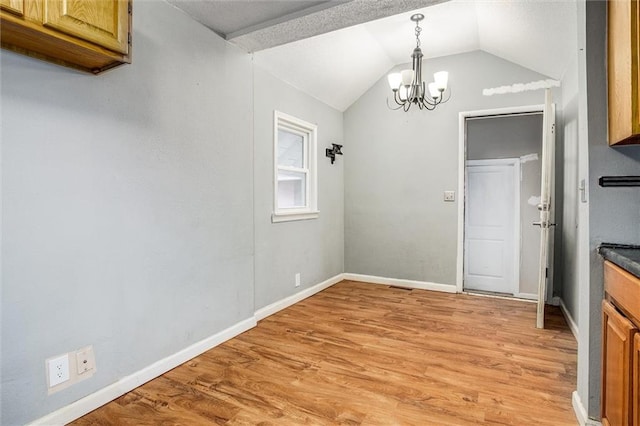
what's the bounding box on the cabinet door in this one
[43,0,129,54]
[634,334,640,426]
[602,299,637,426]
[608,0,640,145]
[0,0,25,15]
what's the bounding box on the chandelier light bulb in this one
[434,71,449,90]
[399,85,408,101]
[428,82,441,99]
[387,73,402,91]
[401,69,415,87]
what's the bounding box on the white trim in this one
[255,273,344,321]
[572,391,602,426]
[466,158,521,166]
[457,105,548,296]
[272,211,319,223]
[28,317,257,426]
[343,273,457,293]
[560,298,579,341]
[463,158,521,296]
[464,291,536,303]
[514,292,538,301]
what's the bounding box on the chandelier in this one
[387,13,450,111]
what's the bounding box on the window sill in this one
[272,211,319,223]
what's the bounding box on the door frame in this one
[464,158,521,296]
[456,104,547,295]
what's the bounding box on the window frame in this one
[272,110,318,223]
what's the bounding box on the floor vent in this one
[388,286,413,291]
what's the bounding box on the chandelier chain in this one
[415,22,421,47]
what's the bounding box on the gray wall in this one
[1,3,347,424]
[466,114,543,296]
[344,50,557,285]
[583,0,640,417]
[253,66,344,309]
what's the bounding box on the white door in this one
[536,90,556,328]
[464,159,519,295]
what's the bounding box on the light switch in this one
[444,191,455,202]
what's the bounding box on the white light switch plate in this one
[444,191,456,202]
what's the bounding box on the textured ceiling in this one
[165,0,344,38]
[253,0,578,111]
[168,0,448,51]
[168,0,578,112]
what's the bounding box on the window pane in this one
[277,170,306,208]
[278,129,304,168]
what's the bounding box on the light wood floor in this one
[73,280,578,425]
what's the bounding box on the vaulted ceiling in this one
[168,0,578,112]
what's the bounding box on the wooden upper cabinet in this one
[608,0,640,145]
[0,0,131,74]
[0,0,25,15]
[602,299,637,426]
[43,0,129,55]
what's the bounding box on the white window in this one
[273,111,318,222]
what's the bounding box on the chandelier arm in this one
[394,90,406,106]
[440,87,452,103]
[386,97,405,110]
[423,100,436,111]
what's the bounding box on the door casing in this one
[457,105,555,301]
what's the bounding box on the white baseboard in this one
[560,298,579,341]
[515,292,538,301]
[28,317,257,426]
[255,273,344,321]
[572,391,602,426]
[343,273,457,293]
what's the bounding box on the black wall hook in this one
[326,143,343,164]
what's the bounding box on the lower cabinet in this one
[634,334,640,426]
[602,299,637,426]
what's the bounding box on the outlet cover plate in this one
[444,191,456,202]
[48,354,70,387]
[76,346,96,375]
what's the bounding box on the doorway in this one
[457,107,547,300]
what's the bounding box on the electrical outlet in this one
[76,345,96,375]
[295,273,301,287]
[47,354,70,388]
[444,191,456,202]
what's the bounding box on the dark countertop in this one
[599,243,640,278]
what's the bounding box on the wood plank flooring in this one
[72,280,578,425]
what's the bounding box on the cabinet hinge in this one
[128,2,132,14]
[128,32,131,45]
